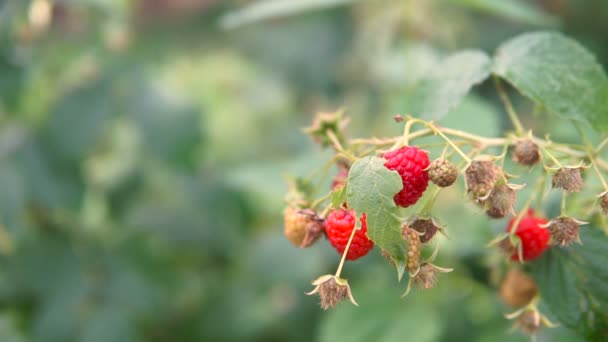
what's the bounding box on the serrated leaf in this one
[530,248,583,328]
[346,156,405,276]
[530,227,608,336]
[493,31,608,131]
[404,50,492,120]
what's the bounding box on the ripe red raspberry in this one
[506,210,550,261]
[383,146,430,207]
[325,209,374,260]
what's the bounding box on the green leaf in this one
[346,156,405,277]
[449,0,558,26]
[530,227,608,336]
[530,248,583,328]
[330,185,347,209]
[493,31,608,131]
[404,50,492,121]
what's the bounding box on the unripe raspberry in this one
[465,160,501,200]
[283,207,324,248]
[551,167,583,192]
[402,226,421,274]
[499,269,538,308]
[383,146,430,208]
[548,217,584,246]
[428,158,458,187]
[410,218,442,243]
[485,184,516,218]
[512,139,540,166]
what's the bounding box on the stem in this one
[402,118,415,146]
[596,137,608,154]
[327,130,357,161]
[561,192,567,216]
[407,118,471,162]
[494,76,525,135]
[592,161,608,190]
[419,186,442,215]
[334,218,360,277]
[539,145,563,167]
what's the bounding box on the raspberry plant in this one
[284,31,608,340]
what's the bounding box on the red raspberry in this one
[383,146,430,207]
[506,210,550,261]
[325,210,374,260]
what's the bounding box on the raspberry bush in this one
[283,31,608,340]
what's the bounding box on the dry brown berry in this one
[428,158,458,187]
[403,226,421,274]
[497,236,517,257]
[465,160,501,199]
[485,184,516,218]
[499,269,538,308]
[283,207,324,248]
[410,218,442,243]
[552,167,583,192]
[517,310,543,334]
[600,193,608,214]
[512,139,540,166]
[411,263,440,289]
[548,217,582,246]
[307,275,357,309]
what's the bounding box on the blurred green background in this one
[0,1,607,341]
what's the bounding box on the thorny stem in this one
[334,218,359,278]
[494,77,525,135]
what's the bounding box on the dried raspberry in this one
[516,310,543,335]
[506,210,550,261]
[410,218,442,243]
[601,192,608,214]
[283,207,324,248]
[465,160,501,200]
[428,158,458,187]
[383,146,430,207]
[485,184,516,218]
[552,167,583,192]
[306,274,357,309]
[548,217,584,246]
[512,139,540,166]
[402,226,421,274]
[499,269,538,308]
[409,263,450,290]
[324,210,374,260]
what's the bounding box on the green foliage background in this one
[0,1,607,341]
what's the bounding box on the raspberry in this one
[383,146,430,207]
[548,217,583,246]
[331,167,349,190]
[506,210,550,261]
[465,160,501,200]
[283,207,324,248]
[552,167,583,192]
[512,139,540,166]
[324,210,374,260]
[485,184,516,218]
[402,226,421,274]
[499,269,538,308]
[410,218,442,243]
[601,192,608,214]
[428,158,458,187]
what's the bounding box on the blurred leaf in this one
[493,31,608,131]
[530,227,608,337]
[319,270,441,342]
[346,156,405,278]
[44,80,112,163]
[404,50,491,121]
[530,248,582,328]
[221,0,357,29]
[449,0,558,26]
[0,313,25,342]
